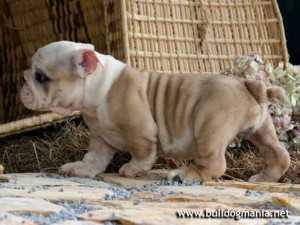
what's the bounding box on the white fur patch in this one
[84,53,126,126]
[85,53,125,102]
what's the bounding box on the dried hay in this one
[0,120,299,183]
[0,165,3,174]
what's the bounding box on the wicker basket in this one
[0,0,289,138]
[109,0,289,72]
[0,0,107,137]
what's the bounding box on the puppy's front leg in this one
[119,127,157,178]
[119,148,157,178]
[60,136,115,178]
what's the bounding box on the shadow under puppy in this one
[20,41,290,182]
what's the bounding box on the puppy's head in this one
[20,41,100,115]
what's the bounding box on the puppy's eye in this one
[35,71,50,84]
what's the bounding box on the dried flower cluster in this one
[223,53,300,151]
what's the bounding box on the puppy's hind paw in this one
[248,172,278,182]
[167,166,204,182]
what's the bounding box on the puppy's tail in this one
[266,86,290,104]
[244,80,267,104]
[244,80,289,105]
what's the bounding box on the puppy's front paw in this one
[59,161,98,178]
[119,162,140,178]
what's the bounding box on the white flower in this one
[286,63,295,75]
[265,63,273,75]
[278,62,284,69]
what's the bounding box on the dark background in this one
[278,0,300,64]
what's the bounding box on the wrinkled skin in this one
[20,41,95,115]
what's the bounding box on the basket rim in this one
[271,0,289,66]
[0,111,81,138]
[0,0,289,138]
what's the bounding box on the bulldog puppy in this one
[20,41,290,182]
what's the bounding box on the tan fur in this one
[107,66,290,181]
[267,86,290,104]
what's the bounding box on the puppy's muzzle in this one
[20,83,34,106]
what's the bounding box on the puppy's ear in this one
[74,49,100,77]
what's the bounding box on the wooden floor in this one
[0,170,299,225]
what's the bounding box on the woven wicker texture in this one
[0,0,288,137]
[0,0,107,137]
[122,0,288,73]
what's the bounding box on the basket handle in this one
[193,0,211,47]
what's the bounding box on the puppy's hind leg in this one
[168,123,231,182]
[248,115,290,182]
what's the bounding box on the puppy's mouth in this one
[20,83,35,108]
